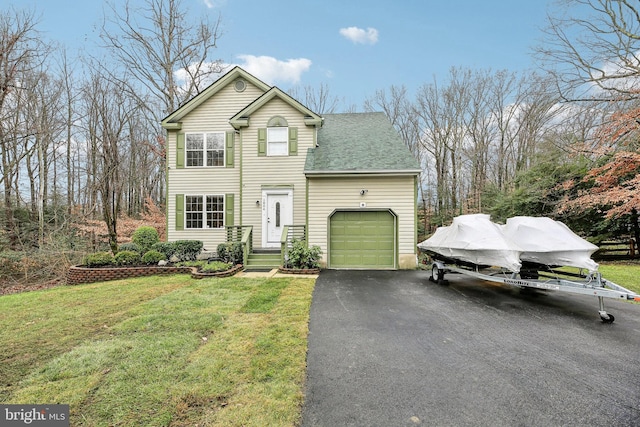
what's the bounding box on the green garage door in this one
[329,210,396,269]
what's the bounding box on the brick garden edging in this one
[67,264,244,285]
[191,264,243,279]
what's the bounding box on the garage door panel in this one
[329,210,396,269]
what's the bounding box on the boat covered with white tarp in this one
[418,214,599,273]
[417,214,523,272]
[502,216,599,272]
[418,215,640,323]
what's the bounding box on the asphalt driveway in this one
[302,270,640,427]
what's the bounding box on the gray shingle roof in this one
[304,112,421,174]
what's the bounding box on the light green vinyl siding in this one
[166,81,259,249]
[330,210,395,269]
[307,175,417,269]
[241,99,313,247]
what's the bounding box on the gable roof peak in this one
[229,85,323,129]
[161,66,271,128]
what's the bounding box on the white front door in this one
[263,191,293,247]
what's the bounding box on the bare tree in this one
[0,8,49,248]
[365,85,421,158]
[288,83,340,114]
[365,86,431,231]
[18,70,65,246]
[57,50,80,216]
[462,69,495,212]
[414,68,470,218]
[100,0,224,120]
[80,68,136,253]
[538,0,640,102]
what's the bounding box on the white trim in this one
[267,127,288,156]
[184,194,225,230]
[185,131,225,167]
[261,189,293,248]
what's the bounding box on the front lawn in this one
[0,275,315,426]
[599,262,640,295]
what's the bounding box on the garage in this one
[329,210,396,269]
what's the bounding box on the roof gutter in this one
[304,169,421,177]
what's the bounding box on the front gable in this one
[229,87,322,130]
[161,66,271,130]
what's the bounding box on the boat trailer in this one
[426,255,640,324]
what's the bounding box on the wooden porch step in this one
[246,249,281,269]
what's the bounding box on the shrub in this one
[83,252,115,267]
[131,226,159,254]
[114,250,141,266]
[284,239,322,269]
[151,242,176,260]
[141,250,165,265]
[118,242,141,254]
[173,240,203,261]
[216,242,243,264]
[202,261,233,273]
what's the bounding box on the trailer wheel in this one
[600,313,615,324]
[431,265,447,285]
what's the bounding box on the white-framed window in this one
[186,132,225,167]
[267,127,288,156]
[185,195,224,229]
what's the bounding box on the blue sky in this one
[4,0,554,110]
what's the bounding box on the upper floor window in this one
[186,132,224,167]
[267,127,288,156]
[266,116,289,156]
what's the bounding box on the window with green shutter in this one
[177,194,225,229]
[267,127,288,155]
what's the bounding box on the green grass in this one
[0,274,315,426]
[598,262,640,295]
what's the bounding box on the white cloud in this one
[174,61,223,87]
[202,0,225,8]
[235,55,312,85]
[591,53,640,93]
[339,26,379,45]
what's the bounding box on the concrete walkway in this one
[236,268,319,279]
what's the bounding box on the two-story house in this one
[161,67,420,269]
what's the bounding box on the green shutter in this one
[176,133,185,168]
[258,128,267,156]
[225,193,235,226]
[175,194,184,230]
[225,131,235,167]
[288,127,298,156]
